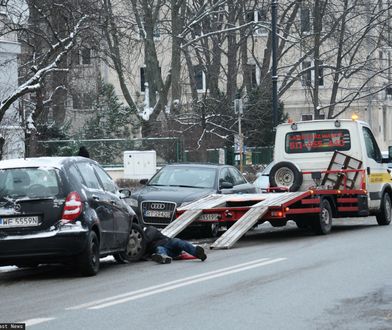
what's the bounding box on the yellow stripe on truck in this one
[368,172,392,183]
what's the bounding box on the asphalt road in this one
[1,217,392,330]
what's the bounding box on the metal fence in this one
[37,138,273,167]
[37,137,183,166]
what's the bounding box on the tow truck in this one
[161,118,392,249]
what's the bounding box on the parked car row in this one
[0,157,267,276]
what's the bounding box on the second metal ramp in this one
[210,192,307,249]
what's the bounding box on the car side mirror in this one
[119,188,131,198]
[220,181,233,189]
[389,146,392,160]
[139,178,148,185]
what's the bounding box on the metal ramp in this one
[161,209,203,238]
[161,194,232,238]
[210,192,308,249]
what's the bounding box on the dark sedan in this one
[0,157,145,276]
[128,163,256,236]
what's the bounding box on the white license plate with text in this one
[144,210,172,218]
[0,216,40,227]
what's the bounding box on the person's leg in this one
[165,238,207,261]
[151,245,172,264]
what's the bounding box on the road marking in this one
[22,318,55,326]
[67,257,286,311]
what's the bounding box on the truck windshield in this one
[285,129,351,154]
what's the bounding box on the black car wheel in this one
[114,223,146,263]
[77,231,100,276]
[376,192,392,226]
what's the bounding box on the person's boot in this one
[151,253,172,264]
[195,246,207,261]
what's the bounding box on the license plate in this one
[198,213,220,221]
[0,216,40,227]
[144,210,172,218]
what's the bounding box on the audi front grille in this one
[141,201,177,225]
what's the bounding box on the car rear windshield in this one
[285,129,351,154]
[0,167,60,198]
[149,166,217,188]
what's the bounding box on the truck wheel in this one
[114,223,146,263]
[77,231,100,276]
[376,193,392,226]
[311,199,333,235]
[269,161,303,192]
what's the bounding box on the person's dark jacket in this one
[77,146,90,158]
[144,226,170,255]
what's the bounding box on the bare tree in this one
[0,1,88,123]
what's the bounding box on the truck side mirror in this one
[389,146,392,160]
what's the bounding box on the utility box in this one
[123,150,157,180]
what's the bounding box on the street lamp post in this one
[271,0,278,128]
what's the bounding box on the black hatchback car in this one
[128,163,256,236]
[0,157,145,276]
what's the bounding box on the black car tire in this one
[77,231,100,276]
[310,199,333,235]
[376,192,392,226]
[114,223,146,263]
[269,161,303,192]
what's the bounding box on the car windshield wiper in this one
[168,184,199,188]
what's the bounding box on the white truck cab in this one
[272,118,392,213]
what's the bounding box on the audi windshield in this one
[148,166,217,189]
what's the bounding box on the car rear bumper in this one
[0,224,89,265]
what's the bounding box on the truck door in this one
[362,126,388,210]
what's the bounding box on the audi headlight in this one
[128,198,138,208]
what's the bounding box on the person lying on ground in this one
[143,225,207,264]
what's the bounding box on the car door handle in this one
[92,195,100,201]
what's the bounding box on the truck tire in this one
[376,193,392,226]
[114,223,146,263]
[311,199,333,235]
[269,161,303,192]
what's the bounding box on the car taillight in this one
[61,191,83,222]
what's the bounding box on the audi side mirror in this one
[139,178,148,185]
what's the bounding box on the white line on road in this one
[66,257,286,311]
[22,318,56,326]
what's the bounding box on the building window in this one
[81,48,91,65]
[140,66,161,92]
[193,65,206,91]
[72,93,94,110]
[140,67,145,92]
[302,61,324,87]
[70,48,92,66]
[301,6,311,33]
[246,9,268,35]
[302,61,312,86]
[247,64,260,88]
